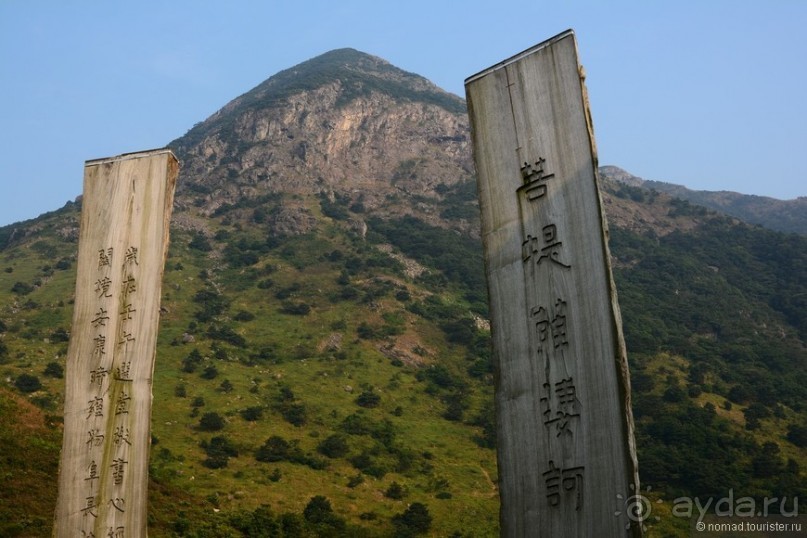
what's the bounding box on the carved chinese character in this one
[81,495,98,518]
[530,298,569,351]
[98,248,113,269]
[107,526,125,538]
[81,531,96,538]
[519,157,555,202]
[544,461,562,507]
[92,334,107,361]
[522,225,571,269]
[91,307,110,328]
[85,460,100,483]
[537,224,570,268]
[113,426,132,448]
[87,428,105,448]
[114,361,132,382]
[109,497,126,513]
[114,391,131,416]
[118,327,135,347]
[95,276,113,298]
[110,457,128,485]
[123,246,139,267]
[543,460,584,510]
[541,377,581,437]
[121,275,137,300]
[89,366,109,388]
[119,303,136,321]
[550,298,567,348]
[87,397,104,419]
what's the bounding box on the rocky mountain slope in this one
[0,49,804,537]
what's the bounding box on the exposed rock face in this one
[170,49,474,228]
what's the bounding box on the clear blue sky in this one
[1,1,805,226]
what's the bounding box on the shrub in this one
[281,403,307,427]
[280,301,311,316]
[11,281,34,295]
[316,434,349,459]
[355,389,381,408]
[218,380,234,393]
[15,373,41,393]
[786,424,807,448]
[199,412,225,431]
[392,502,432,536]
[240,406,263,421]
[43,362,64,379]
[181,349,204,373]
[201,365,219,379]
[304,495,333,523]
[201,435,238,469]
[384,481,406,500]
[233,310,255,322]
[50,327,70,342]
[256,436,290,462]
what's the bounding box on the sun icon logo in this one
[614,483,663,531]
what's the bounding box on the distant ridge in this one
[600,165,807,234]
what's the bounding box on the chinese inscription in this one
[78,241,142,537]
[517,156,587,511]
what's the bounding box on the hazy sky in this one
[1,1,805,226]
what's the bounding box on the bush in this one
[280,301,311,316]
[11,281,34,295]
[384,481,406,500]
[181,349,204,373]
[15,373,41,393]
[786,424,807,448]
[201,435,238,469]
[201,365,219,379]
[281,403,307,427]
[199,412,225,431]
[303,495,346,530]
[218,379,234,393]
[355,389,381,408]
[316,434,349,459]
[50,327,70,342]
[240,406,263,421]
[43,362,64,379]
[392,502,432,536]
[256,436,291,463]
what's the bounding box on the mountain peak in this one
[172,48,465,158]
[246,47,464,113]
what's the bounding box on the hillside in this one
[600,165,807,235]
[0,49,805,537]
